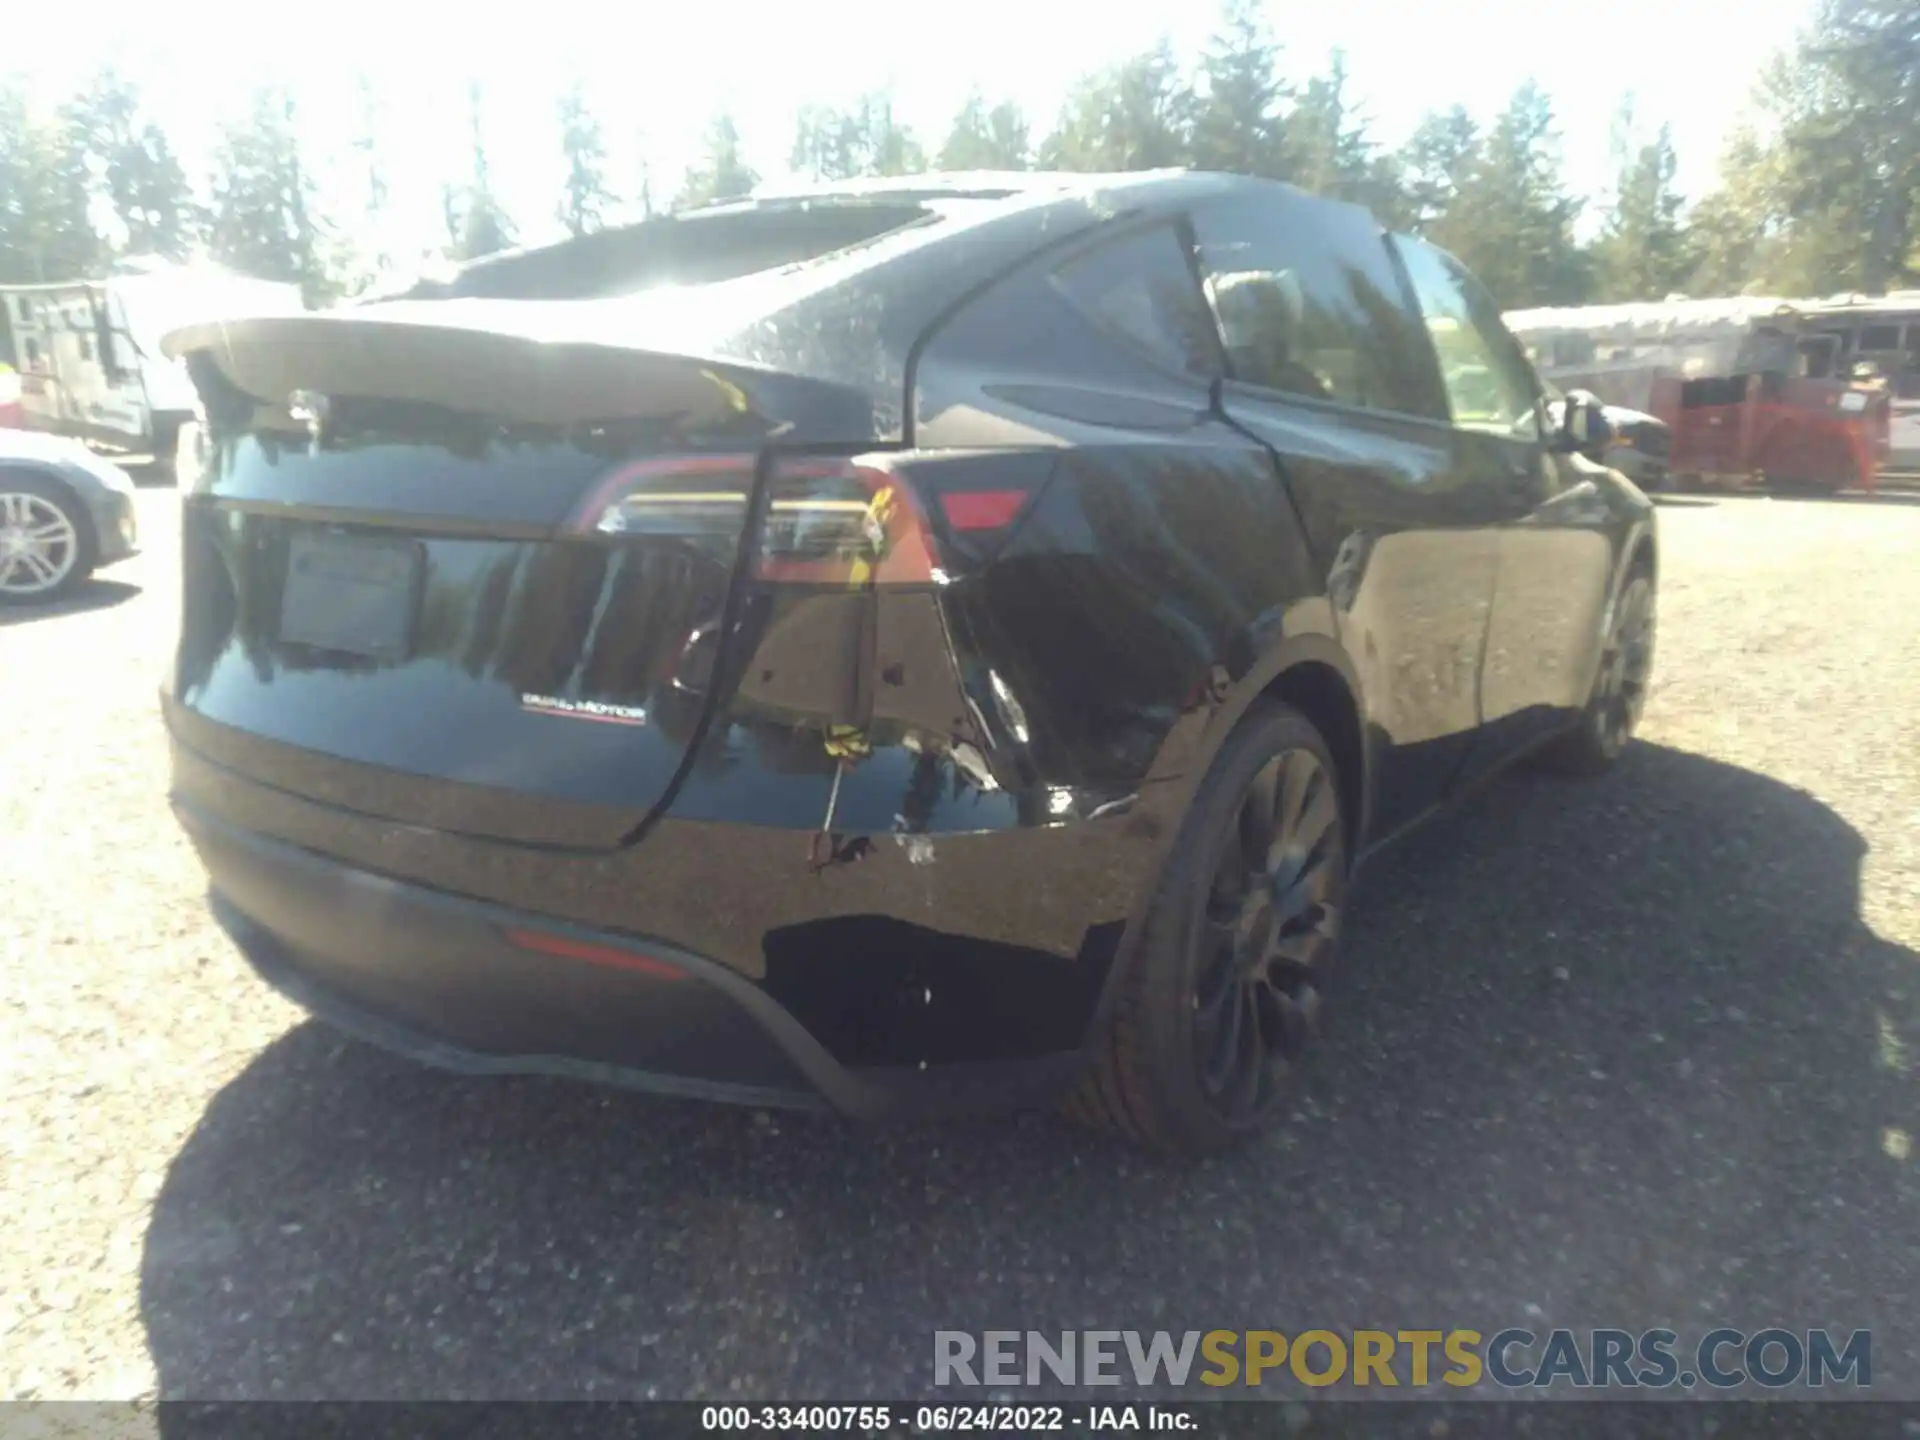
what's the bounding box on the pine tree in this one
[0,80,104,281]
[1189,0,1287,177]
[118,123,197,261]
[556,78,617,237]
[1426,82,1589,307]
[1590,101,1692,301]
[791,95,926,181]
[937,94,1031,170]
[862,96,927,177]
[791,104,862,182]
[1770,0,1920,290]
[1040,41,1193,172]
[71,68,199,261]
[1396,106,1480,234]
[206,86,333,302]
[349,72,392,283]
[675,114,758,210]
[450,80,518,260]
[1288,53,1388,198]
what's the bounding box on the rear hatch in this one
[164,302,879,849]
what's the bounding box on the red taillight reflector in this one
[937,489,1029,532]
[503,927,687,981]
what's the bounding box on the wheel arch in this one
[1626,524,1657,579]
[0,460,99,557]
[1259,659,1367,855]
[1183,630,1374,857]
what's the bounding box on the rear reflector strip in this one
[938,490,1030,532]
[502,927,687,980]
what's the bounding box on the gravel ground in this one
[3,485,1919,1406]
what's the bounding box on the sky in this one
[7,0,1816,259]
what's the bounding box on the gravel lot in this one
[4,484,1919,1404]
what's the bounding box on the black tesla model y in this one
[162,171,1656,1154]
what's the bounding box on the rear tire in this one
[1767,437,1859,495]
[1534,566,1656,777]
[1066,703,1349,1156]
[1817,443,1860,495]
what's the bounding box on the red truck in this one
[1506,296,1892,493]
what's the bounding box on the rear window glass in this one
[412,203,934,302]
[1051,225,1222,380]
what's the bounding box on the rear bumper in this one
[179,799,1094,1119]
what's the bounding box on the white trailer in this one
[0,258,302,466]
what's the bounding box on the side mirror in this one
[1556,389,1615,460]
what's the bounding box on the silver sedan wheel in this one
[0,490,81,597]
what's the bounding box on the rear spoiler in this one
[160,308,777,431]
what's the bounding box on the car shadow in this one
[0,577,142,624]
[1649,495,1717,509]
[140,743,1920,1403]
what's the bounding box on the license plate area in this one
[280,531,423,661]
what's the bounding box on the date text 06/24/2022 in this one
[701,1405,1194,1432]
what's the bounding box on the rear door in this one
[1190,188,1505,838]
[1393,237,1611,769]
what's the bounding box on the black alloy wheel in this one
[1191,746,1343,1123]
[1068,702,1349,1154]
[1537,564,1657,776]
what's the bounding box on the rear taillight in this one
[566,452,1036,585]
[755,456,936,585]
[564,453,756,543]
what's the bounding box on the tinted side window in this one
[1859,325,1902,352]
[1394,236,1541,439]
[1051,225,1222,380]
[1189,191,1446,421]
